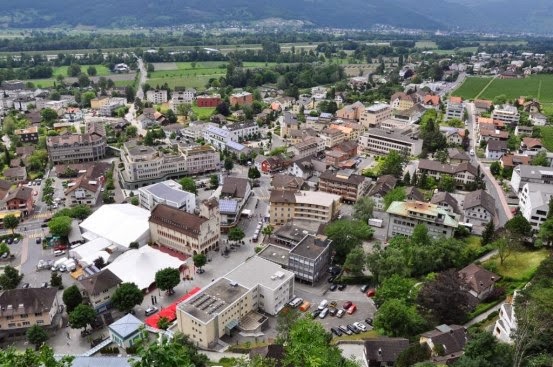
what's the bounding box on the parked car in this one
[299,301,311,312]
[329,301,337,308]
[318,300,329,310]
[360,284,370,293]
[22,283,30,288]
[336,309,345,318]
[36,237,42,245]
[329,307,338,317]
[329,284,338,291]
[366,288,376,297]
[319,308,329,319]
[13,238,19,244]
[347,324,360,334]
[311,309,321,319]
[54,245,67,251]
[347,304,357,315]
[343,301,352,310]
[339,325,352,335]
[338,284,346,291]
[1,252,8,259]
[53,250,65,257]
[288,297,303,308]
[327,276,335,283]
[365,318,373,326]
[353,322,367,332]
[7,238,13,245]
[145,306,159,316]
[330,327,343,337]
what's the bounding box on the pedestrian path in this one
[25,231,43,239]
[80,337,112,357]
[29,212,52,220]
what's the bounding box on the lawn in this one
[539,126,553,152]
[27,78,56,88]
[53,64,111,77]
[148,75,214,90]
[453,75,553,102]
[452,77,493,100]
[113,79,135,87]
[192,106,216,120]
[484,249,549,282]
[415,40,438,49]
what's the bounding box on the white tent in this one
[105,246,184,290]
[79,250,110,268]
[79,204,151,249]
[69,238,111,260]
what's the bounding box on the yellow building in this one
[269,190,341,226]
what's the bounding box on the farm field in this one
[52,64,111,77]
[453,74,553,102]
[539,126,553,152]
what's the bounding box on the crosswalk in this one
[26,231,43,239]
[29,212,52,220]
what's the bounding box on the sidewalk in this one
[464,302,503,327]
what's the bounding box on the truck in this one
[368,218,383,228]
[63,259,77,272]
[51,257,69,271]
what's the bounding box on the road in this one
[438,72,466,97]
[466,102,512,227]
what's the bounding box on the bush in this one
[484,287,505,303]
[100,346,119,355]
[335,275,374,285]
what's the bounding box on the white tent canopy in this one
[79,250,110,268]
[69,238,111,260]
[79,204,151,249]
[105,246,185,290]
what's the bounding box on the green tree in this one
[383,187,406,210]
[47,216,72,237]
[275,307,300,344]
[0,243,9,257]
[411,224,430,245]
[353,197,375,223]
[143,130,154,146]
[505,214,532,239]
[86,65,97,76]
[78,73,91,88]
[325,219,374,263]
[379,150,406,177]
[403,171,411,186]
[224,158,234,172]
[111,282,144,313]
[3,214,19,234]
[40,108,58,124]
[126,125,138,138]
[26,325,48,351]
[228,227,245,242]
[343,247,366,275]
[0,265,23,289]
[374,275,417,306]
[490,161,501,176]
[67,63,81,77]
[179,177,197,194]
[396,343,432,367]
[155,268,181,294]
[157,316,170,330]
[437,174,456,192]
[192,254,207,270]
[248,166,261,180]
[261,225,274,238]
[50,272,62,288]
[454,330,513,367]
[130,334,208,367]
[0,345,73,367]
[165,109,177,124]
[62,285,83,313]
[68,304,96,330]
[70,204,92,220]
[209,174,219,189]
[374,299,425,337]
[481,220,496,245]
[536,217,553,246]
[131,197,139,206]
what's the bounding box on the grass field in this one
[27,78,56,88]
[453,75,553,102]
[191,106,215,120]
[539,126,553,151]
[52,64,111,77]
[415,40,438,49]
[485,249,549,281]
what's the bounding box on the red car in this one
[347,304,357,315]
[343,301,352,310]
[54,245,68,251]
[366,288,376,297]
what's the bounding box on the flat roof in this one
[290,235,331,260]
[258,245,290,267]
[294,191,341,207]
[225,256,294,291]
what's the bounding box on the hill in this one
[1,0,552,33]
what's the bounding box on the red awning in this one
[145,287,201,328]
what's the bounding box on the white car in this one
[353,322,367,332]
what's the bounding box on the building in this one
[520,137,543,152]
[288,137,325,159]
[431,192,462,221]
[3,167,27,183]
[510,164,553,194]
[485,140,508,160]
[493,292,518,344]
[0,288,60,339]
[229,92,253,106]
[364,338,409,367]
[474,99,493,114]
[176,257,294,349]
[386,200,459,239]
[445,96,464,121]
[319,128,346,148]
[287,235,332,285]
[448,148,471,164]
[204,123,259,149]
[359,127,422,156]
[109,314,144,349]
[336,101,365,121]
[14,126,38,143]
[196,94,222,108]
[463,189,496,227]
[171,89,196,107]
[255,155,286,174]
[319,169,371,203]
[146,89,168,104]
[458,263,500,301]
[440,127,465,146]
[271,174,304,192]
[280,112,299,138]
[519,182,553,231]
[47,122,107,164]
[366,175,397,210]
[492,104,520,126]
[390,92,416,111]
[420,325,467,364]
[360,104,392,128]
[269,190,341,226]
[78,269,122,313]
[417,160,478,188]
[392,104,426,124]
[4,186,33,216]
[182,144,220,175]
[138,180,196,213]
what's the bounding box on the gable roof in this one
[4,167,26,178]
[487,140,508,151]
[423,94,440,106]
[459,263,500,295]
[418,159,478,177]
[521,137,543,150]
[0,288,58,316]
[5,186,33,202]
[271,174,304,190]
[221,177,249,199]
[447,148,471,162]
[364,338,409,363]
[368,175,397,196]
[405,186,425,201]
[421,325,467,354]
[463,189,495,214]
[431,192,461,214]
[108,313,143,339]
[149,203,208,238]
[78,269,122,295]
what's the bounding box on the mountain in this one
[1,0,552,34]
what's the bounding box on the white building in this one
[463,189,496,227]
[445,96,464,121]
[138,180,196,213]
[510,165,553,194]
[146,89,168,104]
[204,123,259,150]
[493,291,518,344]
[171,89,196,107]
[519,182,553,231]
[359,103,392,128]
[359,127,423,156]
[492,104,520,126]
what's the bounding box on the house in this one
[519,182,553,231]
[319,128,346,148]
[108,314,144,349]
[280,111,299,138]
[14,126,38,143]
[520,137,543,152]
[336,101,365,121]
[269,190,341,226]
[0,180,11,200]
[530,112,547,126]
[523,100,541,114]
[463,189,496,227]
[319,169,372,204]
[510,164,553,194]
[146,89,168,104]
[78,269,122,313]
[364,338,409,367]
[0,288,60,339]
[494,292,518,344]
[3,167,27,183]
[423,94,440,108]
[386,200,458,239]
[459,263,500,300]
[417,160,479,188]
[430,192,461,220]
[255,155,286,174]
[440,127,465,146]
[486,140,508,160]
[4,186,33,216]
[474,99,493,113]
[368,175,397,210]
[360,104,392,128]
[447,148,471,164]
[390,92,416,111]
[196,94,222,108]
[420,325,468,364]
[478,127,509,143]
[514,125,534,136]
[271,174,304,191]
[288,137,325,159]
[221,177,251,204]
[445,96,464,121]
[229,92,253,107]
[501,154,530,170]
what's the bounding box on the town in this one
[0,30,552,367]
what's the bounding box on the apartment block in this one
[77,269,122,313]
[288,235,332,285]
[269,190,341,226]
[519,182,553,231]
[138,180,196,213]
[318,169,371,203]
[176,257,294,349]
[47,122,107,164]
[196,94,222,108]
[146,89,168,104]
[204,123,259,150]
[492,104,520,126]
[359,127,422,156]
[359,103,392,128]
[445,96,464,120]
[171,89,196,107]
[288,137,325,159]
[417,159,478,187]
[510,164,553,194]
[386,200,459,239]
[229,92,253,106]
[319,128,346,148]
[181,144,220,175]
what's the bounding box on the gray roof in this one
[364,338,409,363]
[143,182,191,203]
[225,256,293,290]
[108,313,143,339]
[290,235,331,260]
[221,177,249,199]
[418,159,478,176]
[447,148,471,161]
[487,140,508,151]
[463,189,495,214]
[515,165,553,179]
[421,325,467,354]
[431,192,461,214]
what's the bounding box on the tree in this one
[50,272,62,288]
[67,63,81,77]
[481,220,496,245]
[0,265,23,290]
[536,217,553,246]
[26,325,48,350]
[111,282,144,313]
[248,166,261,180]
[209,174,219,189]
[490,161,501,176]
[126,125,138,138]
[228,227,245,242]
[165,109,177,124]
[437,174,456,192]
[379,150,405,177]
[325,220,374,263]
[0,345,74,367]
[86,65,97,76]
[155,268,181,294]
[48,216,72,237]
[403,171,411,186]
[3,214,19,234]
[411,224,430,245]
[530,150,549,167]
[40,108,58,124]
[343,247,366,275]
[454,330,513,367]
[505,214,532,239]
[224,158,234,172]
[275,307,300,344]
[192,254,207,270]
[261,225,274,238]
[78,73,91,88]
[492,236,518,265]
[374,299,426,337]
[353,197,375,223]
[157,316,170,330]
[130,334,209,367]
[374,275,417,306]
[68,304,96,330]
[383,187,406,210]
[417,269,470,325]
[71,204,92,220]
[179,177,197,194]
[62,285,83,313]
[94,256,106,269]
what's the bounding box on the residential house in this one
[514,125,533,136]
[492,104,520,126]
[221,177,251,207]
[146,89,168,104]
[319,169,371,204]
[445,96,464,121]
[149,200,220,256]
[423,94,440,109]
[336,101,365,121]
[196,94,222,108]
[255,155,286,174]
[463,189,496,227]
[519,182,553,231]
[271,174,304,191]
[359,103,392,128]
[386,200,459,239]
[0,288,60,339]
[230,92,253,106]
[430,192,462,221]
[364,338,409,367]
[530,112,547,126]
[138,180,196,213]
[78,269,122,313]
[14,126,38,143]
[64,169,104,207]
[319,128,346,148]
[420,325,467,364]
[269,190,341,226]
[3,167,27,183]
[510,164,553,194]
[47,122,107,164]
[405,186,425,202]
[368,175,397,210]
[520,137,543,152]
[447,148,471,164]
[280,112,299,138]
[478,127,509,144]
[440,127,465,146]
[417,160,479,188]
[359,127,423,156]
[109,314,144,349]
[4,186,33,216]
[0,180,11,200]
[493,292,518,344]
[288,137,325,159]
[171,89,196,107]
[458,263,500,301]
[486,140,508,160]
[501,154,530,170]
[390,92,416,111]
[474,99,493,114]
[523,100,541,114]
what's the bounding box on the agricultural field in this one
[453,74,553,102]
[52,64,111,77]
[415,40,438,49]
[539,126,553,152]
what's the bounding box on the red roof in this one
[145,287,201,328]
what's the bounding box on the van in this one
[299,301,311,312]
[288,297,303,308]
[318,299,329,310]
